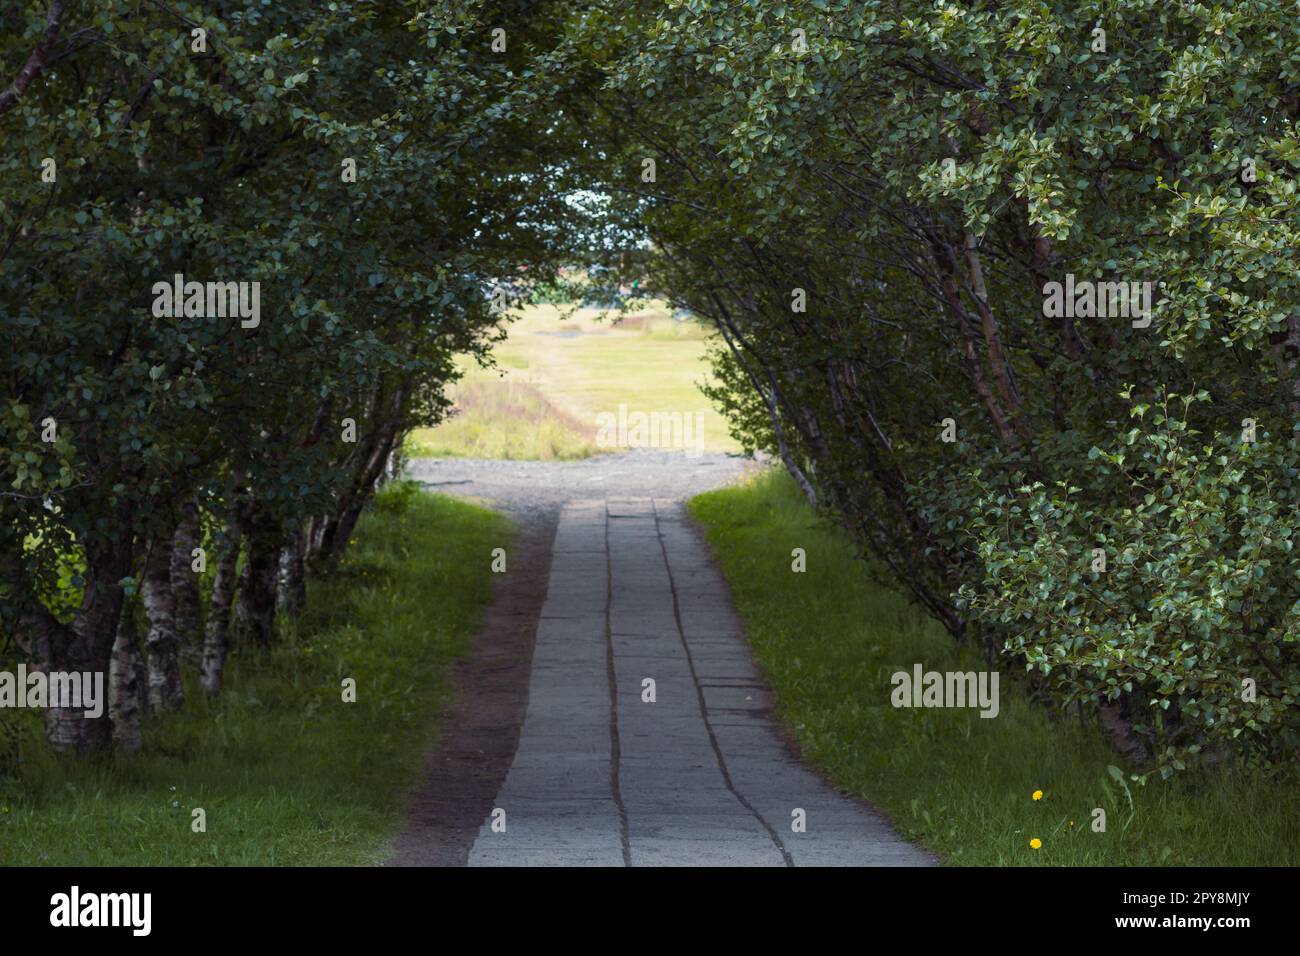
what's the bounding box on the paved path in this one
[467,496,933,867]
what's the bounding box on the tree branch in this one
[0,0,70,118]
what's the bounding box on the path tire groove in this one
[604,505,632,866]
[652,498,795,867]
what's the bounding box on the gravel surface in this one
[405,448,767,521]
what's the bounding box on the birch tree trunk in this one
[109,608,148,752]
[142,533,184,711]
[278,526,307,617]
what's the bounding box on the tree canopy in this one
[3,0,1297,773]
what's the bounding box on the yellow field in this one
[406,303,740,459]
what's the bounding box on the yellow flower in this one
[1032,789,1043,801]
[1029,838,1042,849]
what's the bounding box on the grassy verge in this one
[0,487,511,865]
[689,469,1300,866]
[406,302,739,459]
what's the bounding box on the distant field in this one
[405,302,740,459]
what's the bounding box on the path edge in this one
[386,507,558,866]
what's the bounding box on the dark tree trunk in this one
[314,429,400,566]
[232,506,280,648]
[1281,311,1300,418]
[1099,695,1152,770]
[311,378,409,568]
[44,526,134,753]
[327,503,366,563]
[171,499,203,669]
[201,521,241,695]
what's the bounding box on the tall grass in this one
[689,469,1300,866]
[406,376,597,460]
[0,488,511,865]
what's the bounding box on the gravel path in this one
[406,449,763,520]
[396,451,933,867]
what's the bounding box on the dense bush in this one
[961,391,1300,768]
[555,0,1300,773]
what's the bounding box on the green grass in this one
[689,469,1300,866]
[407,302,739,459]
[0,487,511,865]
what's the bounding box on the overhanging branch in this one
[0,0,69,117]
